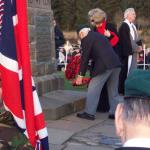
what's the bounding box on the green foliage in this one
[141,29,150,36]
[52,0,150,31]
[120,0,150,17]
[11,133,33,150]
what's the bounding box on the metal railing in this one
[137,45,150,70]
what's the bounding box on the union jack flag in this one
[0,0,49,149]
[0,0,4,36]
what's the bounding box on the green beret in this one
[125,69,150,99]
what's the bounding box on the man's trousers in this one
[84,68,122,115]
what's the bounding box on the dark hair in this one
[76,25,90,34]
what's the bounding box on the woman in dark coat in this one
[88,8,120,116]
[53,19,65,59]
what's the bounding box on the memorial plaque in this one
[28,0,51,9]
[35,15,51,62]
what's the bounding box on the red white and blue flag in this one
[0,0,49,149]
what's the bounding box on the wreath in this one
[65,55,91,86]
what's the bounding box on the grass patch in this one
[56,71,88,91]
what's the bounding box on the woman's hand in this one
[104,30,111,37]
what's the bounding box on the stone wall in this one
[27,0,64,95]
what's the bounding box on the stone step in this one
[34,73,64,96]
[40,90,86,120]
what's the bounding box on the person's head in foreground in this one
[115,69,150,148]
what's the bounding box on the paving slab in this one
[64,143,112,150]
[46,114,105,133]
[37,71,124,149]
[96,113,109,120]
[62,113,105,125]
[88,121,117,138]
[48,128,74,145]
[60,112,122,149]
[99,136,121,148]
[47,119,92,133]
[44,98,122,150]
[50,144,65,150]
[71,131,102,146]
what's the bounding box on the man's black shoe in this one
[76,112,95,120]
[108,114,115,120]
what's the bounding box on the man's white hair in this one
[79,28,91,34]
[124,8,135,19]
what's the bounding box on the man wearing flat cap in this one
[115,69,150,150]
[76,25,122,120]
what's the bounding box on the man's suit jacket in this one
[116,147,150,150]
[118,22,142,57]
[78,31,121,77]
[118,22,133,57]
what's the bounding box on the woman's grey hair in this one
[122,98,150,126]
[88,8,107,24]
[124,8,135,19]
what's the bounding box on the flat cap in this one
[76,25,90,34]
[125,69,150,99]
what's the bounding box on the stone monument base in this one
[34,73,64,96]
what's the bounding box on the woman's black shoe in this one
[108,114,115,120]
[76,112,95,120]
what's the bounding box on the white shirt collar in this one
[124,19,131,26]
[124,138,150,148]
[124,19,137,40]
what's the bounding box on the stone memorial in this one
[27,0,64,96]
[26,0,85,120]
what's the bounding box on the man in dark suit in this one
[118,8,142,95]
[115,69,150,150]
[76,25,122,120]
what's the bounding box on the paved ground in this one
[46,112,122,150]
